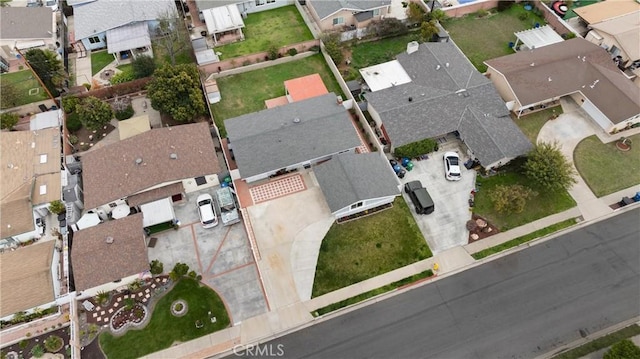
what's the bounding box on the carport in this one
[140,198,175,227]
[202,4,245,45]
[513,25,564,51]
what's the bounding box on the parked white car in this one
[443,152,462,181]
[196,194,218,228]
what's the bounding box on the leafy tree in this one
[169,262,189,281]
[61,95,80,114]
[75,96,113,130]
[420,20,439,42]
[24,49,65,96]
[428,8,448,23]
[48,200,66,214]
[604,339,640,359]
[367,18,408,38]
[321,33,344,65]
[1,112,19,130]
[523,142,577,191]
[66,112,82,132]
[0,81,20,110]
[153,11,188,66]
[147,64,205,122]
[150,259,164,275]
[489,184,537,214]
[131,55,156,78]
[406,2,426,24]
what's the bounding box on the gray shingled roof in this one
[0,7,53,40]
[194,0,240,11]
[73,0,174,40]
[226,93,361,179]
[366,42,532,167]
[314,153,399,213]
[310,0,390,20]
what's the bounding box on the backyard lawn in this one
[99,278,230,359]
[312,197,432,298]
[473,162,576,230]
[215,5,313,59]
[211,54,343,138]
[0,70,49,108]
[513,107,563,144]
[349,32,421,71]
[574,134,640,197]
[91,50,114,76]
[443,4,546,72]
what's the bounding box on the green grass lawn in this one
[91,50,115,76]
[552,324,640,359]
[472,218,577,259]
[513,107,563,144]
[349,32,421,70]
[211,54,343,138]
[0,70,49,108]
[443,5,546,72]
[312,197,432,298]
[215,5,313,59]
[473,163,576,230]
[100,278,230,359]
[574,134,640,197]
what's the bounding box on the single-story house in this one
[226,93,362,183]
[306,0,391,31]
[512,25,564,52]
[573,0,640,26]
[0,241,57,319]
[0,7,57,72]
[195,0,293,15]
[584,12,640,82]
[1,127,62,243]
[485,38,640,134]
[314,153,400,220]
[70,0,173,59]
[364,41,532,169]
[80,122,221,221]
[70,213,148,294]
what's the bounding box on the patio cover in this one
[107,22,151,55]
[514,25,564,50]
[119,115,151,140]
[360,60,412,92]
[202,4,245,35]
[140,197,175,227]
[72,212,101,231]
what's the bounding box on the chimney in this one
[406,41,419,55]
[336,96,343,104]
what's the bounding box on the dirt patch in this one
[467,214,500,244]
[72,124,116,152]
[0,326,72,359]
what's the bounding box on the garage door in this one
[581,98,612,130]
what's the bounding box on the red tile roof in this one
[284,74,329,102]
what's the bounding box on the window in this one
[267,0,275,3]
[373,8,380,16]
[40,154,47,163]
[39,185,47,195]
[350,202,363,210]
[333,17,344,26]
[255,0,265,5]
[88,36,100,44]
[109,203,118,208]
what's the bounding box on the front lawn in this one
[513,107,563,144]
[312,197,432,298]
[443,4,546,72]
[349,32,421,70]
[0,70,49,108]
[215,5,313,59]
[91,50,115,76]
[100,278,230,359]
[574,134,640,197]
[473,163,576,230]
[211,54,343,138]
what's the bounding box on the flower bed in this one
[110,303,148,334]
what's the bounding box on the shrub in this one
[114,104,134,121]
[19,339,29,349]
[604,339,640,359]
[75,96,113,130]
[61,96,80,113]
[321,33,344,65]
[188,270,197,278]
[476,8,489,18]
[309,45,320,52]
[489,184,537,214]
[563,32,577,39]
[44,335,64,352]
[131,55,156,78]
[367,18,408,38]
[82,83,91,90]
[394,138,438,158]
[31,344,45,358]
[169,262,190,281]
[110,70,135,85]
[0,112,19,130]
[128,279,143,291]
[287,48,298,56]
[523,141,577,191]
[267,44,279,60]
[150,259,164,275]
[66,112,82,132]
[518,12,529,21]
[497,0,515,11]
[48,200,66,215]
[95,290,110,306]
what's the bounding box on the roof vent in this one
[445,63,450,67]
[530,62,535,67]
[293,118,301,124]
[135,158,143,165]
[436,65,441,70]
[170,153,178,159]
[406,41,419,55]
[408,97,413,102]
[105,236,114,244]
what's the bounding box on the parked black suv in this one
[404,181,435,215]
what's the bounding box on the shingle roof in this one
[226,93,361,179]
[81,122,220,209]
[573,0,640,25]
[309,0,390,20]
[70,213,148,291]
[314,153,399,213]
[73,0,174,40]
[484,38,640,124]
[366,42,532,167]
[194,0,240,12]
[0,7,53,40]
[0,241,55,317]
[589,12,640,61]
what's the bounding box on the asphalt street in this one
[241,209,640,359]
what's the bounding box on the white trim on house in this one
[332,195,396,219]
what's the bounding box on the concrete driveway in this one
[148,187,268,324]
[400,145,475,254]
